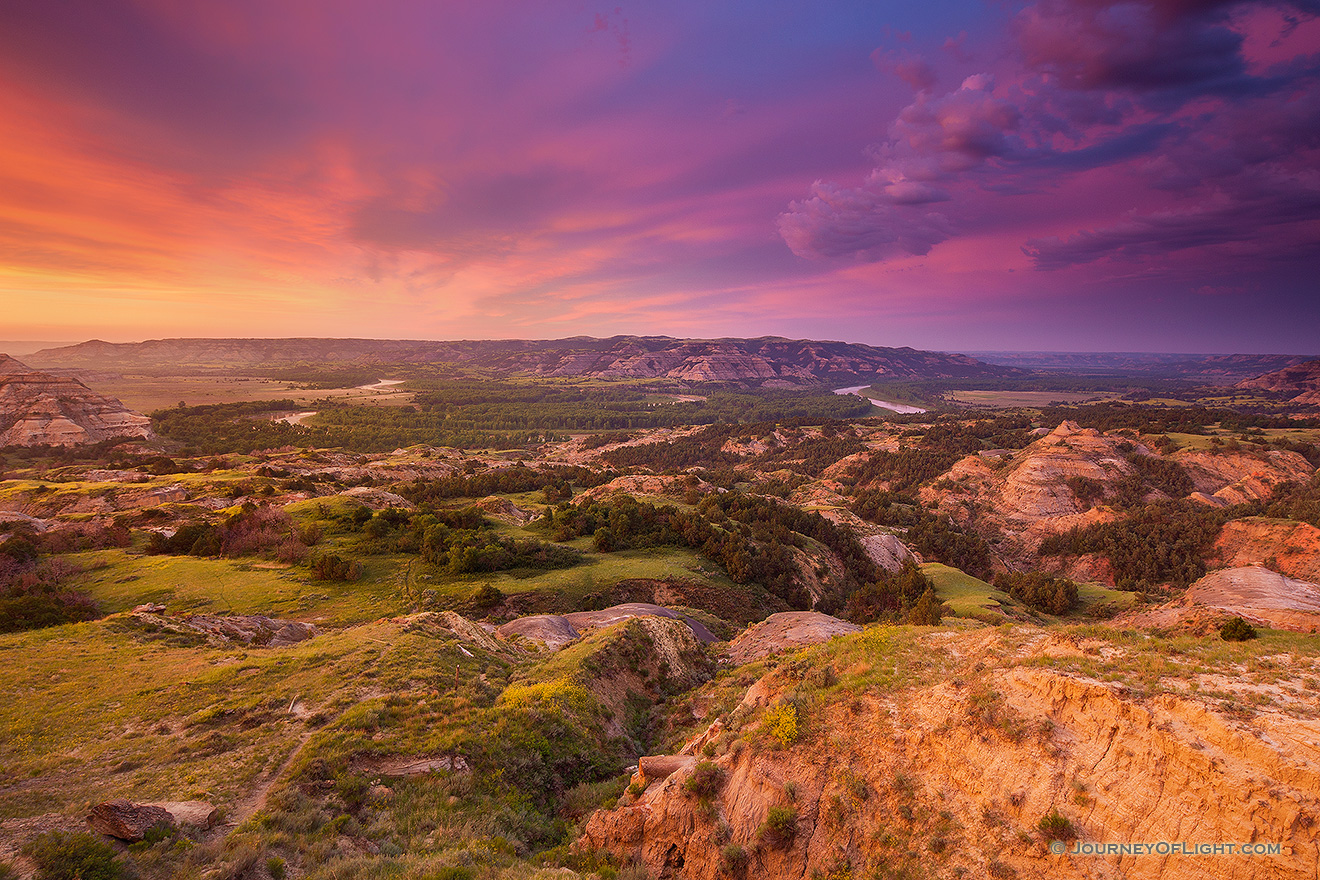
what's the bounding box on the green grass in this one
[283,495,370,523]
[79,374,419,414]
[920,563,1022,621]
[69,550,408,625]
[1022,625,1320,706]
[943,390,1121,407]
[67,503,775,629]
[1162,432,1224,450]
[921,563,1136,622]
[0,616,491,819]
[488,547,725,597]
[1073,581,1139,615]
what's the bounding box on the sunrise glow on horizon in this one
[2,1,1318,353]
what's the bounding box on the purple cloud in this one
[872,49,939,92]
[782,0,1320,281]
[777,75,1015,259]
[778,181,955,260]
[1016,0,1249,94]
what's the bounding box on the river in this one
[832,385,927,414]
[357,378,405,391]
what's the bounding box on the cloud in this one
[1016,0,1249,95]
[781,0,1320,280]
[777,79,1025,260]
[890,75,1024,172]
[1024,168,1320,268]
[777,75,1018,259]
[348,166,589,255]
[777,181,954,260]
[872,49,938,92]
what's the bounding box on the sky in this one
[1,0,1318,354]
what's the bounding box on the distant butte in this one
[1237,358,1320,405]
[25,336,1021,385]
[0,354,153,446]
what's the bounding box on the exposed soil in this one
[725,611,860,665]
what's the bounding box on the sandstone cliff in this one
[0,355,153,446]
[1213,518,1320,583]
[1123,565,1320,633]
[581,627,1320,879]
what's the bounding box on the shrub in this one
[1065,475,1105,507]
[682,761,724,800]
[22,832,128,880]
[758,805,797,847]
[845,562,934,624]
[761,703,799,747]
[1220,617,1258,641]
[1037,500,1223,591]
[1037,809,1077,841]
[309,552,362,581]
[721,844,749,871]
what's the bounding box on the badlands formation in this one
[922,421,1313,563]
[0,355,152,446]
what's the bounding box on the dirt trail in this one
[205,726,316,841]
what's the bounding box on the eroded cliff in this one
[582,626,1320,880]
[0,355,153,446]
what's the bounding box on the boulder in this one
[269,621,318,647]
[87,800,175,841]
[638,755,697,783]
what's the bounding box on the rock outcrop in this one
[472,494,539,525]
[725,611,859,664]
[338,486,415,510]
[816,507,916,573]
[124,610,317,647]
[919,422,1140,556]
[0,354,153,446]
[579,474,718,502]
[1175,449,1314,507]
[919,422,1315,571]
[1213,518,1320,583]
[495,603,717,650]
[349,755,470,778]
[149,801,220,832]
[1126,565,1320,632]
[86,799,219,840]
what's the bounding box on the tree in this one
[907,587,945,625]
